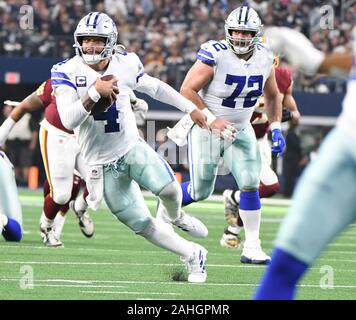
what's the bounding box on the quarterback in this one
[176,6,285,264]
[53,12,209,282]
[254,26,354,299]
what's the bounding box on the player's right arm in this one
[264,26,353,76]
[180,57,236,138]
[52,65,118,130]
[0,91,44,146]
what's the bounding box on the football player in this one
[0,81,149,247]
[254,26,354,299]
[221,62,300,249]
[53,12,209,282]
[0,150,23,241]
[0,81,94,246]
[174,6,285,264]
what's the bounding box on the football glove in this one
[271,128,285,156]
[132,98,148,126]
[221,125,237,141]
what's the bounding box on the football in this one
[90,74,118,114]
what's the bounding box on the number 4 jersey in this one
[197,39,274,129]
[51,53,143,166]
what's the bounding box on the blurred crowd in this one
[0,0,355,91]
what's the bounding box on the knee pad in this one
[137,219,155,238]
[260,166,278,186]
[194,188,214,201]
[131,216,153,234]
[53,192,71,205]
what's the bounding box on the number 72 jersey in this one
[197,40,274,129]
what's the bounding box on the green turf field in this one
[1,189,355,300]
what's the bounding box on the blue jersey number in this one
[212,42,228,52]
[92,103,120,133]
[222,74,263,109]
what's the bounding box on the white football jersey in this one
[337,26,356,139]
[51,52,144,165]
[197,39,274,129]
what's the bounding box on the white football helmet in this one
[73,12,118,65]
[225,6,263,55]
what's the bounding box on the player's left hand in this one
[132,98,148,113]
[271,128,285,156]
[132,98,148,123]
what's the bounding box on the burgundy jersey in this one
[251,67,292,138]
[36,79,73,134]
[275,67,292,95]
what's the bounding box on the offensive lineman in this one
[175,6,285,264]
[53,12,210,282]
[221,64,300,249]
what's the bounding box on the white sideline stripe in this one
[1,278,356,289]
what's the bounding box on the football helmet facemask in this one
[74,12,118,65]
[225,6,263,55]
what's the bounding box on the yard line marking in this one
[1,244,355,255]
[0,261,259,268]
[1,278,356,289]
[80,291,193,296]
[2,260,356,269]
[32,284,127,288]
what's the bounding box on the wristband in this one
[269,121,281,131]
[88,86,101,103]
[202,108,217,126]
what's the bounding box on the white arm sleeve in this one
[0,117,16,145]
[54,85,90,130]
[264,27,325,76]
[135,74,197,113]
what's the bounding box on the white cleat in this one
[174,210,208,238]
[181,244,208,283]
[39,224,63,248]
[70,201,94,238]
[240,240,270,265]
